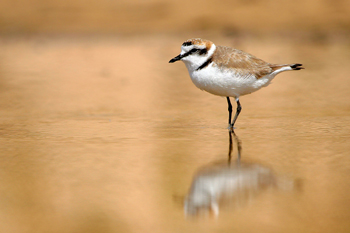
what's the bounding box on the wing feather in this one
[212,46,273,79]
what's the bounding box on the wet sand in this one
[0,34,349,233]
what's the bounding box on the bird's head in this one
[169,38,216,71]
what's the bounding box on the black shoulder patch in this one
[196,57,213,71]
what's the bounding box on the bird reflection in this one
[184,130,294,217]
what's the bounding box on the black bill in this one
[169,54,182,63]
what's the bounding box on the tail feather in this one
[270,63,304,72]
[290,63,304,70]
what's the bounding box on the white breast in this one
[188,64,274,97]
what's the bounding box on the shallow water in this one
[0,34,349,233]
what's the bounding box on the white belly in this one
[189,65,273,97]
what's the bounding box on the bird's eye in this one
[189,48,207,55]
[199,48,207,55]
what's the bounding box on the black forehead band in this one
[182,41,193,46]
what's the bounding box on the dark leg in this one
[231,98,242,127]
[226,97,232,126]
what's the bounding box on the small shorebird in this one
[169,38,304,129]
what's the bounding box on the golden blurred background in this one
[1,1,350,233]
[1,0,350,35]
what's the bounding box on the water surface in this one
[0,35,349,233]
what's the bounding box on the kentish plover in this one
[169,38,304,129]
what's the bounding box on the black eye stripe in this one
[181,48,208,59]
[189,48,207,55]
[199,48,207,55]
